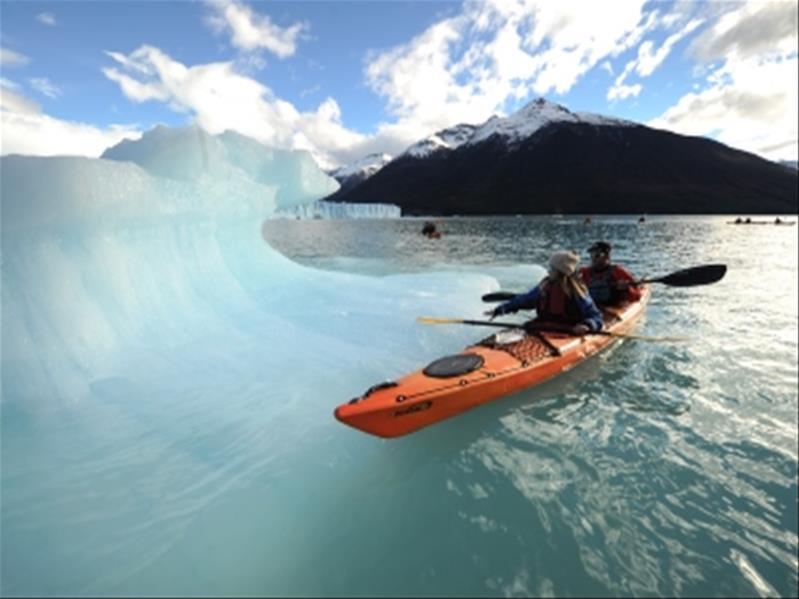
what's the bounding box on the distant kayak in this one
[421,221,442,238]
[726,221,796,225]
[336,287,650,438]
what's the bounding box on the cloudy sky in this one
[1,0,797,168]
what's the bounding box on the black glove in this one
[483,306,504,320]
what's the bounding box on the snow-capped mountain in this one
[401,98,634,159]
[326,97,798,215]
[332,98,634,187]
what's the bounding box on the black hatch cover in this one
[423,353,485,378]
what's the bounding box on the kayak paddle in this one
[416,317,689,342]
[481,291,520,302]
[481,263,727,302]
[636,263,726,286]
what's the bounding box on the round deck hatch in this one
[423,353,485,378]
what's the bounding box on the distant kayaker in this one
[421,221,441,238]
[485,250,603,335]
[579,241,641,306]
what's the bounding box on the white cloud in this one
[364,0,653,145]
[204,0,307,58]
[634,40,669,77]
[608,83,642,101]
[1,80,41,114]
[1,47,30,67]
[1,77,20,90]
[649,55,798,161]
[1,112,141,157]
[607,17,703,101]
[103,45,366,169]
[638,19,703,76]
[651,2,798,161]
[600,61,614,76]
[104,50,153,75]
[103,68,170,104]
[36,12,57,26]
[1,83,139,157]
[365,18,471,133]
[689,0,797,61]
[29,77,62,99]
[299,84,320,99]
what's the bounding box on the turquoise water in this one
[266,214,799,596]
[3,215,797,596]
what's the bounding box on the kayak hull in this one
[335,286,650,438]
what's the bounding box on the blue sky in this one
[1,0,797,168]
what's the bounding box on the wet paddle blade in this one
[481,291,517,302]
[646,264,727,287]
[416,316,467,325]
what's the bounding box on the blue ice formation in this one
[0,125,499,594]
[1,127,323,399]
[0,127,491,403]
[1,125,491,406]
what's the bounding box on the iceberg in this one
[1,126,494,595]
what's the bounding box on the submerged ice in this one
[0,126,496,595]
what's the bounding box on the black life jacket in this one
[536,279,581,323]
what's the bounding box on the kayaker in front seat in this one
[485,250,603,335]
[579,241,641,306]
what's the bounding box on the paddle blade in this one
[416,316,465,325]
[481,291,517,302]
[649,264,727,287]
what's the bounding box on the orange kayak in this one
[335,286,650,438]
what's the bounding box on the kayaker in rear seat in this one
[579,241,641,306]
[486,250,603,335]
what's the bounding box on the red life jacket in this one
[582,266,615,305]
[536,279,581,323]
[581,265,630,305]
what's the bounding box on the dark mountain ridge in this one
[326,105,797,215]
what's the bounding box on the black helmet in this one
[587,241,611,254]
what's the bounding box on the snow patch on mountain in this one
[331,153,392,181]
[404,124,477,158]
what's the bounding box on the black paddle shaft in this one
[481,263,727,302]
[460,319,614,338]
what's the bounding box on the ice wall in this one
[101,126,339,211]
[1,126,488,404]
[1,126,496,594]
[2,127,333,402]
